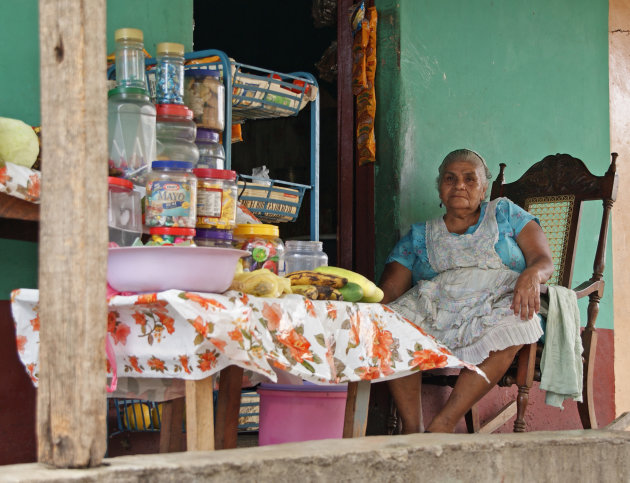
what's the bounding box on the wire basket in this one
[238,175,310,223]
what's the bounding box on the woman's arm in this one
[379,261,413,304]
[513,220,554,320]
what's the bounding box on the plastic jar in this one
[194,227,234,248]
[107,87,156,184]
[284,240,328,274]
[148,226,196,246]
[145,160,197,227]
[195,128,225,169]
[156,42,185,105]
[114,28,146,89]
[193,168,237,231]
[233,224,284,275]
[155,104,199,164]
[108,177,142,246]
[184,68,225,131]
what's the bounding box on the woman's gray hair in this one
[436,148,493,189]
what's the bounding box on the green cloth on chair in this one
[539,285,583,408]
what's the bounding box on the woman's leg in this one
[426,345,522,433]
[387,372,422,434]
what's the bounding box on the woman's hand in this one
[514,220,554,320]
[511,267,541,320]
[379,261,413,304]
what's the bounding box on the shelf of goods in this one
[108,49,321,241]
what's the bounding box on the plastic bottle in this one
[114,28,146,89]
[107,177,142,246]
[156,42,185,105]
[155,104,199,164]
[145,160,197,228]
[195,128,225,169]
[284,240,328,274]
[107,87,156,184]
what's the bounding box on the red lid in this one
[156,103,194,119]
[193,168,237,181]
[149,227,196,236]
[108,176,133,190]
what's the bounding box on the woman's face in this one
[438,160,487,212]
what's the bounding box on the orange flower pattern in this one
[10,288,485,395]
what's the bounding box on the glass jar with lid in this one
[233,224,284,275]
[114,28,146,89]
[184,68,225,131]
[195,128,225,169]
[156,42,185,105]
[108,87,156,184]
[193,168,237,231]
[145,160,197,228]
[284,240,328,274]
[194,227,234,248]
[155,104,199,164]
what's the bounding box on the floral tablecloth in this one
[11,288,482,401]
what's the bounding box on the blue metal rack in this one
[107,49,320,240]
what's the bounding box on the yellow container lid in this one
[233,224,279,238]
[115,28,143,42]
[157,42,185,56]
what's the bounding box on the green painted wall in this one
[374,0,613,329]
[0,0,193,300]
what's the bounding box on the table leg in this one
[185,377,215,451]
[214,365,244,450]
[159,396,185,453]
[343,380,371,438]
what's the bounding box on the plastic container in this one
[193,168,237,231]
[195,128,225,169]
[257,383,348,445]
[184,68,225,131]
[114,28,146,89]
[284,240,328,274]
[194,227,234,248]
[148,226,196,246]
[108,87,156,184]
[155,104,199,164]
[145,160,197,227]
[107,246,247,293]
[108,177,142,246]
[156,42,185,105]
[233,224,284,275]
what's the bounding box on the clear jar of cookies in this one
[184,68,225,131]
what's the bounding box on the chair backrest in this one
[489,153,618,289]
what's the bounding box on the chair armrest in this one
[573,279,604,299]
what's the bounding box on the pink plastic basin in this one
[107,246,247,293]
[257,383,348,445]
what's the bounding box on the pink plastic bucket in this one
[257,383,348,445]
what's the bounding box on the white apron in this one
[388,198,543,365]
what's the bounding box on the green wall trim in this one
[374,0,612,328]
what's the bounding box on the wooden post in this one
[37,0,108,467]
[185,378,215,451]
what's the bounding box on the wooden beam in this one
[605,412,630,431]
[342,380,371,438]
[37,0,108,468]
[185,378,215,451]
[214,365,244,449]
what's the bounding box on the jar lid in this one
[185,68,220,78]
[149,227,196,236]
[233,224,279,238]
[108,176,134,190]
[193,168,237,181]
[156,103,194,119]
[195,228,234,241]
[115,28,143,42]
[151,160,194,170]
[108,87,150,98]
[157,42,185,56]
[196,128,220,144]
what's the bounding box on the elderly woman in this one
[380,149,554,433]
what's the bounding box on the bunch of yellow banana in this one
[286,266,384,303]
[230,269,292,298]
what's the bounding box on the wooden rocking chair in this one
[475,152,619,432]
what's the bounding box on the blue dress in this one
[387,198,543,365]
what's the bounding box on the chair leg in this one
[577,327,598,429]
[513,343,536,433]
[465,404,480,433]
